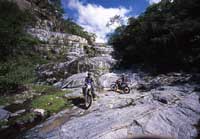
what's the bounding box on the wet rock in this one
[0,109,10,121]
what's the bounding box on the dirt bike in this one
[83,83,93,109]
[110,80,130,94]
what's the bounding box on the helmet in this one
[121,74,125,78]
[88,72,91,76]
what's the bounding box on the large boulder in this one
[59,72,97,89]
[98,73,119,88]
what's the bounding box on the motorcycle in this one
[83,83,93,109]
[110,80,130,94]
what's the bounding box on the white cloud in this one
[65,0,131,43]
[148,0,161,4]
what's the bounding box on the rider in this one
[83,72,96,99]
[117,74,127,86]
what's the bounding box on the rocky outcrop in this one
[66,56,116,75]
[36,44,116,86]
[27,28,88,45]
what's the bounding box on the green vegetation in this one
[0,97,10,106]
[0,85,72,131]
[0,120,8,128]
[31,85,61,94]
[49,0,64,14]
[109,0,200,72]
[0,0,37,60]
[0,55,48,94]
[31,85,72,114]
[31,91,71,114]
[14,112,37,124]
[0,1,46,94]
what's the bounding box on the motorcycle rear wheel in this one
[123,86,130,94]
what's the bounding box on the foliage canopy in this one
[109,0,200,72]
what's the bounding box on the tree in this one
[49,0,64,14]
[109,0,200,72]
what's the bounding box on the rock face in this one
[27,28,88,45]
[12,0,116,87]
[23,82,200,139]
[35,42,116,85]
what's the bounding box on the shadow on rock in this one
[69,97,86,109]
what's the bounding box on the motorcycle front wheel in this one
[85,90,92,109]
[110,84,118,91]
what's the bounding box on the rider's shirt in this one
[85,77,93,84]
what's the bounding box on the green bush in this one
[0,55,48,94]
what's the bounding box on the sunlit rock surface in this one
[23,83,200,139]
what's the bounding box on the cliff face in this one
[10,0,116,86]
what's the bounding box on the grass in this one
[31,92,71,114]
[31,85,72,114]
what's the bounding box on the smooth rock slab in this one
[23,85,200,139]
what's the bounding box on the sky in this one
[61,0,161,43]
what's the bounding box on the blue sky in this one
[61,0,161,42]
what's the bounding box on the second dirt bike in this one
[83,83,93,109]
[110,80,130,94]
